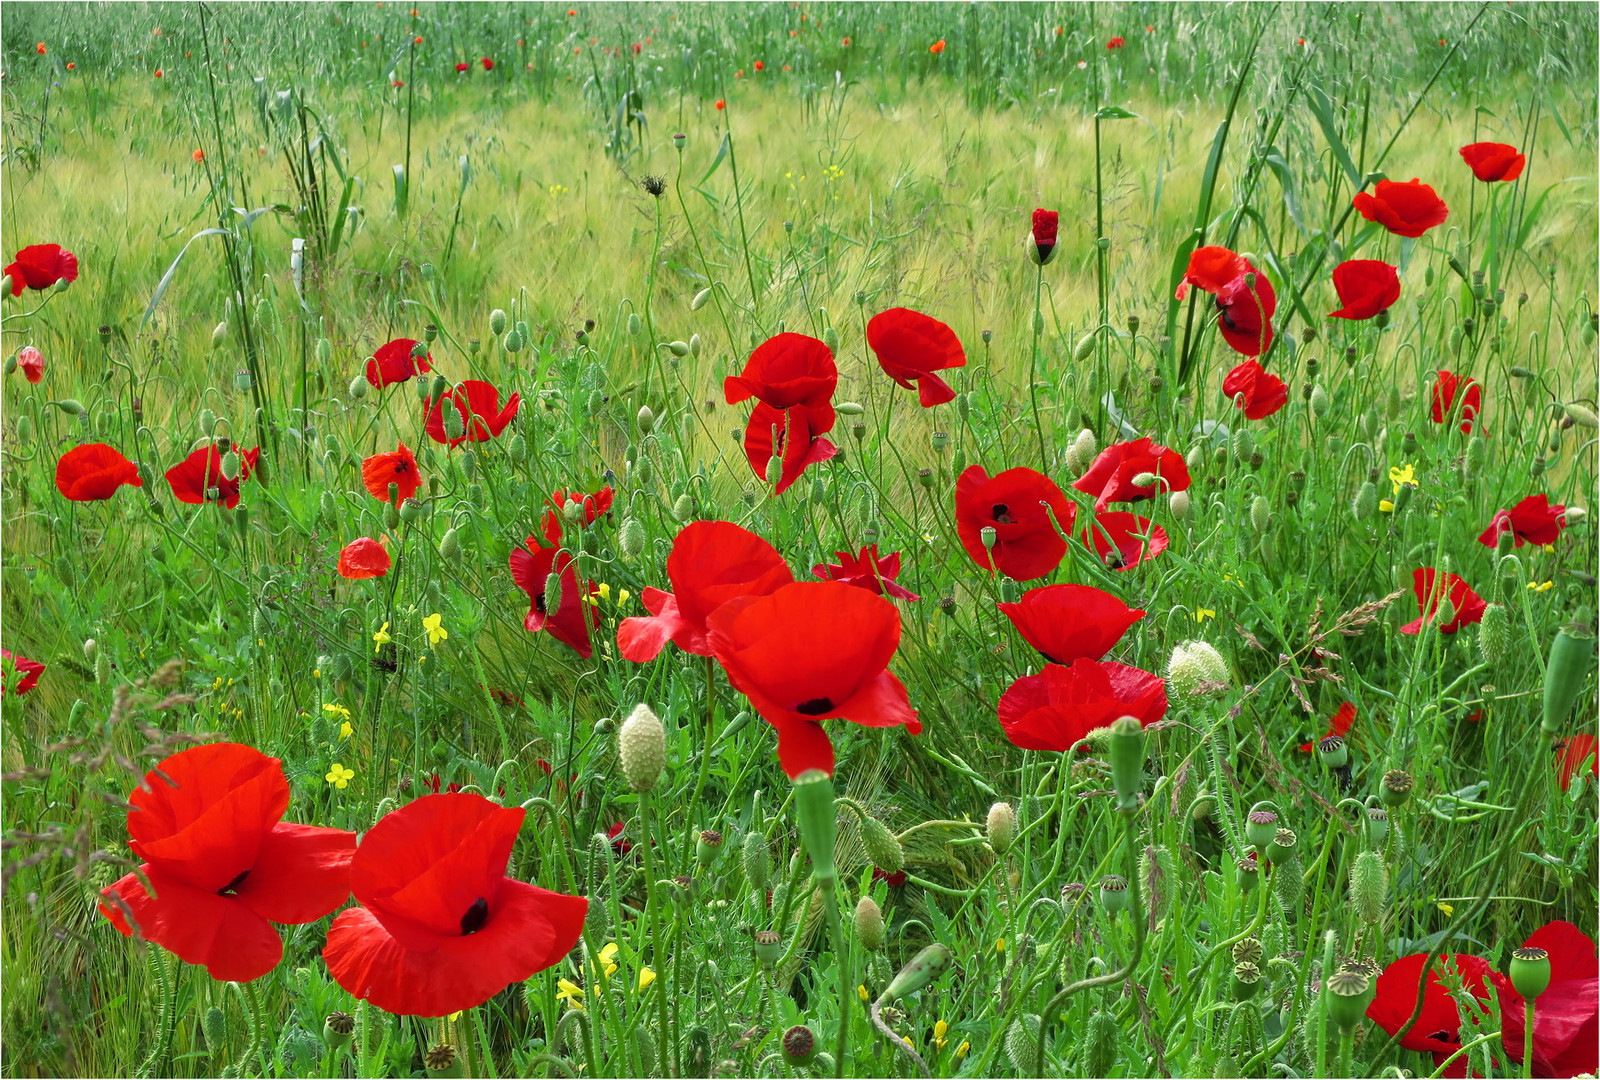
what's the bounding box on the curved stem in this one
[870,1002,931,1079]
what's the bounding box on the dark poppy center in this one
[1104,552,1127,570]
[795,697,834,716]
[991,503,1015,524]
[218,869,250,896]
[395,462,410,473]
[460,896,489,935]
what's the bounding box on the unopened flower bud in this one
[854,895,885,951]
[1108,715,1145,812]
[212,321,229,350]
[1350,850,1387,924]
[986,801,1015,854]
[857,812,904,874]
[618,703,667,793]
[882,943,951,1002]
[1167,640,1228,698]
[1072,332,1096,362]
[348,375,369,400]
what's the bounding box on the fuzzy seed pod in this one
[1477,603,1510,667]
[742,832,770,892]
[1083,1010,1117,1076]
[857,812,904,874]
[1167,640,1229,698]
[1352,481,1378,520]
[1350,850,1387,925]
[618,703,666,792]
[1005,1015,1042,1074]
[854,895,885,951]
[204,1005,229,1056]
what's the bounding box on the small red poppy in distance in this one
[1328,259,1401,320]
[4,243,79,296]
[997,658,1168,752]
[714,99,726,110]
[1106,36,1126,48]
[1431,369,1483,434]
[1221,359,1289,420]
[1400,568,1488,634]
[725,332,838,414]
[99,744,356,983]
[1365,951,1498,1070]
[455,61,470,72]
[1478,494,1566,548]
[954,465,1076,581]
[324,793,587,1017]
[743,402,838,495]
[1175,245,1277,356]
[166,443,260,509]
[999,583,1144,664]
[425,380,521,447]
[509,536,600,658]
[753,60,765,71]
[929,39,946,54]
[55,443,143,501]
[542,485,615,545]
[1352,178,1449,238]
[1297,701,1355,753]
[16,345,44,383]
[812,546,920,601]
[365,338,433,388]
[1459,141,1526,183]
[1,649,45,695]
[1491,921,1598,1077]
[1557,735,1599,792]
[337,537,391,580]
[481,56,494,70]
[361,443,421,504]
[617,520,794,662]
[1079,512,1169,570]
[1073,437,1191,511]
[866,308,967,407]
[707,581,920,778]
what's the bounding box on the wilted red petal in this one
[338,537,391,579]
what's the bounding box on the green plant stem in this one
[820,879,849,1078]
[1028,263,1047,471]
[1524,998,1536,1080]
[636,791,672,1077]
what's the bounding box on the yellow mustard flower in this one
[325,763,355,789]
[339,721,354,740]
[638,968,657,991]
[423,613,448,645]
[556,979,585,1009]
[857,985,870,1003]
[1379,499,1395,513]
[934,1020,949,1052]
[1437,901,1455,917]
[1193,608,1216,623]
[597,942,621,980]
[1388,464,1417,497]
[955,1040,971,1060]
[322,702,351,721]
[1528,580,1554,592]
[373,622,392,653]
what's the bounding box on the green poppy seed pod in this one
[1233,937,1263,966]
[882,943,951,1003]
[857,812,904,874]
[1478,603,1510,667]
[1318,735,1349,770]
[672,132,687,151]
[627,312,642,336]
[1083,1009,1118,1075]
[752,929,783,969]
[1381,769,1413,807]
[322,1011,354,1052]
[1245,809,1279,849]
[1543,623,1597,732]
[425,1043,462,1076]
[980,525,998,552]
[854,895,885,951]
[689,333,702,357]
[667,340,691,357]
[1268,827,1298,863]
[618,703,667,793]
[408,339,429,361]
[696,829,724,867]
[1231,961,1262,1001]
[1072,332,1096,362]
[203,1005,229,1055]
[1098,875,1129,914]
[348,375,369,400]
[1324,968,1370,1031]
[782,1026,817,1067]
[1365,807,1389,845]
[1510,946,1552,1000]
[399,497,424,525]
[1108,715,1146,812]
[14,414,31,442]
[1352,481,1378,520]
[1250,495,1271,534]
[1004,1015,1042,1074]
[986,801,1016,854]
[1237,856,1259,893]
[1310,384,1330,418]
[1350,850,1387,925]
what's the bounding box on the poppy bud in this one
[1318,735,1348,770]
[634,405,655,435]
[1167,640,1228,698]
[696,829,724,867]
[673,494,696,522]
[503,329,523,353]
[667,340,690,357]
[1098,875,1129,914]
[1381,769,1413,806]
[1072,332,1096,363]
[487,309,508,336]
[1004,1015,1042,1073]
[1245,809,1279,849]
[1542,623,1597,733]
[986,801,1015,854]
[691,287,712,310]
[211,321,229,351]
[347,375,368,400]
[0,275,10,297]
[1249,495,1270,535]
[1474,603,1510,667]
[882,943,951,1003]
[742,832,770,893]
[857,811,904,874]
[14,415,31,443]
[1352,481,1378,520]
[538,565,563,613]
[689,333,702,357]
[1064,429,1096,474]
[323,1011,355,1052]
[1349,850,1387,924]
[822,325,839,352]
[1108,715,1146,812]
[752,929,782,969]
[618,703,666,792]
[782,1026,817,1067]
[1510,946,1552,1000]
[627,312,642,337]
[1566,403,1599,430]
[1231,961,1262,1001]
[424,1043,463,1077]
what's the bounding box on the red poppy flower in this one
[929,39,946,54]
[541,485,615,545]
[16,345,44,383]
[743,402,838,495]
[324,793,587,1017]
[99,743,356,983]
[1459,142,1526,183]
[1032,208,1059,262]
[753,60,765,71]
[724,332,838,413]
[1491,922,1598,1077]
[706,581,920,778]
[1400,568,1488,634]
[865,308,967,407]
[1352,178,1449,239]
[998,584,1145,664]
[1174,246,1247,300]
[361,443,421,504]
[36,42,46,54]
[1366,951,1498,1063]
[1221,359,1289,420]
[55,443,142,501]
[455,61,470,72]
[509,536,599,658]
[1175,246,1277,356]
[954,465,1076,581]
[1298,702,1356,753]
[1106,36,1126,48]
[1,649,45,695]
[481,56,494,70]
[1328,259,1402,320]
[812,546,920,602]
[1479,494,1565,549]
[714,99,726,110]
[604,821,634,856]
[1078,512,1169,570]
[1556,735,1599,792]
[997,659,1167,752]
[1431,370,1483,434]
[166,443,260,509]
[1073,437,1190,512]
[338,537,391,580]
[365,338,433,388]
[872,868,908,887]
[425,380,521,447]
[4,244,79,296]
[618,520,794,662]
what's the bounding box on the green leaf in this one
[140,228,230,333]
[1307,84,1362,190]
[1095,105,1140,120]
[699,132,731,186]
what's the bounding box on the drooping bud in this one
[1250,495,1271,534]
[439,527,462,562]
[1478,603,1510,667]
[618,703,667,792]
[1352,481,1378,520]
[1004,1015,1042,1073]
[618,517,646,560]
[856,812,904,874]
[854,896,885,951]
[1108,715,1145,812]
[1170,490,1191,519]
[881,943,951,1002]
[986,801,1016,854]
[542,570,563,615]
[348,375,369,400]
[1072,332,1096,363]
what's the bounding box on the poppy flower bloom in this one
[1031,208,1059,264]
[1297,702,1355,753]
[1490,921,1598,1078]
[4,243,79,296]
[997,659,1167,752]
[1400,568,1488,634]
[2,649,45,695]
[1431,370,1483,434]
[1221,359,1289,420]
[1459,142,1526,183]
[1080,511,1169,570]
[509,536,599,658]
[56,443,143,501]
[1328,259,1402,320]
[99,743,356,983]
[999,584,1144,664]
[166,443,259,509]
[541,485,615,545]
[481,56,494,70]
[16,345,44,383]
[1366,950,1498,1068]
[714,99,726,110]
[361,443,421,504]
[707,581,920,778]
[1174,246,1277,356]
[812,546,920,602]
[954,465,1076,581]
[725,332,838,414]
[618,520,794,662]
[929,39,946,54]
[753,60,765,71]
[425,380,521,447]
[36,42,46,54]
[743,402,838,496]
[1479,494,1566,549]
[323,793,587,1017]
[1073,437,1191,512]
[1106,36,1126,48]
[866,308,967,407]
[1352,178,1449,239]
[338,537,391,580]
[455,61,470,72]
[1557,735,1599,792]
[364,338,432,388]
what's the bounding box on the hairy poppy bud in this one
[323,1011,354,1052]
[1245,809,1279,849]
[347,374,369,400]
[1350,850,1387,924]
[635,405,655,434]
[822,325,839,352]
[1477,603,1510,667]
[1108,715,1145,812]
[1510,946,1552,999]
[1169,489,1191,520]
[1004,1015,1042,1073]
[882,943,951,1003]
[540,569,564,616]
[782,1026,817,1067]
[1167,640,1228,698]
[618,703,667,792]
[1098,875,1129,914]
[986,801,1016,854]
[855,895,885,951]
[202,1005,229,1056]
[220,450,241,481]
[690,286,713,311]
[14,414,31,442]
[503,329,523,353]
[667,339,690,357]
[1352,481,1378,520]
[626,312,642,337]
[673,494,696,523]
[1231,961,1262,1001]
[856,811,904,874]
[1250,495,1271,534]
[618,517,646,560]
[1310,384,1330,418]
[752,929,782,969]
[1065,428,1097,475]
[1072,332,1096,363]
[742,832,770,893]
[1542,623,1596,732]
[210,321,229,351]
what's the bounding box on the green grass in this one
[2,3,1597,1078]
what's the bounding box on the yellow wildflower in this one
[322,702,351,721]
[934,1020,949,1052]
[638,968,656,991]
[1379,499,1395,513]
[597,942,621,980]
[1388,464,1417,497]
[996,937,1006,953]
[339,721,354,740]
[1437,901,1455,917]
[325,763,355,789]
[423,613,448,645]
[955,1041,970,1060]
[556,979,585,1009]
[1528,580,1554,592]
[1193,608,1216,623]
[373,622,392,653]
[857,985,869,1002]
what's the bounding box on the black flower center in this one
[460,896,489,935]
[218,869,250,896]
[795,697,834,716]
[395,462,410,473]
[991,503,1015,524]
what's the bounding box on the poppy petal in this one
[229,821,356,925]
[101,865,284,983]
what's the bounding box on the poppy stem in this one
[819,879,850,1078]
[1028,263,1048,473]
[634,791,672,1077]
[1522,998,1535,1080]
[688,653,717,848]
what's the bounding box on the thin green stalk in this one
[636,791,672,1077]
